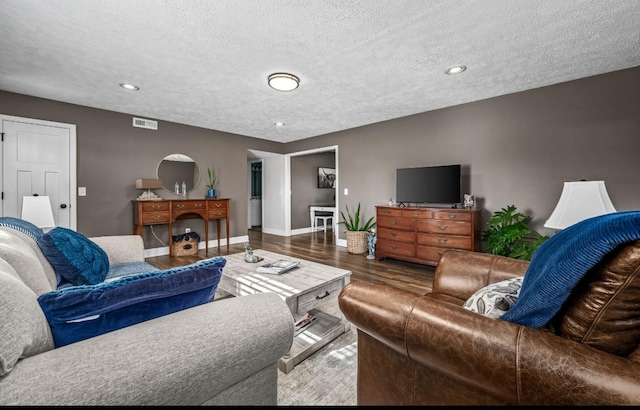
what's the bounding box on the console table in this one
[132,198,230,256]
[309,204,337,231]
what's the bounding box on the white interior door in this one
[1,115,77,229]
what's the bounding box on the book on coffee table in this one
[256,259,300,274]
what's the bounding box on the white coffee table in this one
[218,250,352,373]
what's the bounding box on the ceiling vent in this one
[132,117,158,130]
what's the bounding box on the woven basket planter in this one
[346,231,369,254]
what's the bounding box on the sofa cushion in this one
[462,276,523,319]
[0,261,54,376]
[0,217,44,244]
[501,211,640,328]
[39,227,109,286]
[37,256,226,347]
[552,240,640,356]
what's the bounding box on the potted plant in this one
[481,204,549,260]
[206,167,217,198]
[340,203,376,254]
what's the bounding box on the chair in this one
[315,214,333,231]
[339,242,640,405]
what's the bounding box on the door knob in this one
[60,204,67,209]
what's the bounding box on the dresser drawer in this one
[417,219,472,235]
[377,208,402,217]
[417,233,472,249]
[208,208,228,219]
[377,239,416,258]
[416,245,447,263]
[208,200,228,210]
[141,211,170,224]
[377,227,415,243]
[297,279,344,314]
[173,200,206,211]
[377,216,415,230]
[401,209,432,219]
[141,201,169,212]
[433,210,472,221]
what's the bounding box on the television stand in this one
[375,205,481,267]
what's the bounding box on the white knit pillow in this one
[462,276,524,319]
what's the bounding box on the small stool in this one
[315,215,333,232]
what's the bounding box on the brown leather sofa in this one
[338,246,640,405]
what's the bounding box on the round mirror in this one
[156,153,200,193]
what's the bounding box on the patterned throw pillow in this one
[463,277,524,319]
[39,227,109,286]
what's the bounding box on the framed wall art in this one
[318,167,336,189]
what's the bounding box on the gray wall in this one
[291,152,336,229]
[287,66,640,240]
[1,66,639,247]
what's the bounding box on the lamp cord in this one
[148,225,166,247]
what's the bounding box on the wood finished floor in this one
[146,228,435,295]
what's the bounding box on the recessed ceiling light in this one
[119,83,140,91]
[445,65,467,75]
[268,73,299,92]
[274,122,285,127]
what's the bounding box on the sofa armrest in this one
[90,235,145,265]
[339,282,640,405]
[0,292,294,406]
[433,249,529,301]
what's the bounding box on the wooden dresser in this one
[376,205,481,266]
[133,198,230,256]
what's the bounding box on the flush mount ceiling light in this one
[274,122,285,127]
[268,73,299,92]
[119,83,140,91]
[445,65,467,75]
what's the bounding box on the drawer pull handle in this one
[315,291,330,300]
[195,203,203,208]
[391,221,397,225]
[215,203,222,208]
[412,212,420,216]
[448,214,457,219]
[152,216,160,221]
[176,204,185,209]
[438,238,447,243]
[391,232,397,237]
[384,211,390,215]
[438,225,447,230]
[390,245,397,250]
[152,205,160,210]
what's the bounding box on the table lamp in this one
[21,195,56,232]
[544,180,616,230]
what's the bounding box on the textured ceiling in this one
[1,1,639,143]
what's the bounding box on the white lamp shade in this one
[544,181,616,230]
[21,196,56,229]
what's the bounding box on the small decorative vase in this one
[206,188,216,198]
[366,231,377,260]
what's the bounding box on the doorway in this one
[0,114,77,229]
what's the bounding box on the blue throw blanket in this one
[501,211,640,328]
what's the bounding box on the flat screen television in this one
[396,164,461,206]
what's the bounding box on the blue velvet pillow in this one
[39,227,109,285]
[37,256,226,347]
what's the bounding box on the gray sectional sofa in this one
[0,225,294,405]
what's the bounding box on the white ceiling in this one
[1,1,639,143]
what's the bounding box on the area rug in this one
[277,297,357,406]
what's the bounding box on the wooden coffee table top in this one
[219,250,351,302]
